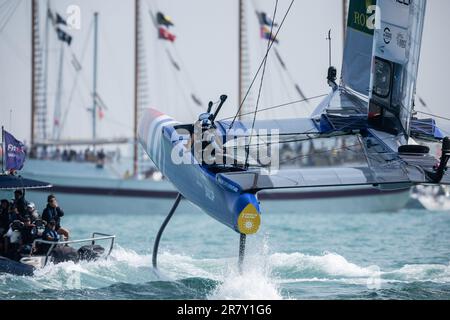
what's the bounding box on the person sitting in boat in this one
[19,215,36,255]
[42,195,70,241]
[37,219,63,254]
[3,220,24,260]
[26,202,40,222]
[0,199,10,237]
[13,189,28,217]
[8,205,23,223]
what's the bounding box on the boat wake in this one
[1,245,450,299]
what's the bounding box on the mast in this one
[133,0,139,177]
[31,0,38,147]
[30,0,46,148]
[42,0,51,141]
[1,126,4,173]
[238,0,252,120]
[92,12,99,145]
[238,0,243,119]
[53,42,64,140]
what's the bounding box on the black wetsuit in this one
[42,206,65,230]
[14,196,28,217]
[0,208,10,235]
[20,225,36,246]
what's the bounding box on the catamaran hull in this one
[138,109,261,234]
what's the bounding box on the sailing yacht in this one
[23,0,411,214]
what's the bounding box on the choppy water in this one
[1,199,450,300]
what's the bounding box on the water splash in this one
[208,234,283,300]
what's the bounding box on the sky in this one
[1,0,450,152]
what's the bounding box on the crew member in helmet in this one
[26,202,40,222]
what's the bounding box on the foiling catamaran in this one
[139,0,450,271]
[21,0,411,214]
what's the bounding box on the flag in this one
[3,130,26,171]
[260,26,278,43]
[158,27,176,42]
[56,28,73,46]
[56,13,67,26]
[156,12,174,27]
[98,107,105,120]
[256,11,278,27]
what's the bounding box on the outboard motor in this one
[78,245,105,261]
[52,246,79,264]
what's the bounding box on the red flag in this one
[98,107,104,120]
[158,27,176,42]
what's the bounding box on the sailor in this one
[19,215,36,254]
[42,195,70,240]
[3,220,24,260]
[39,220,59,254]
[8,205,23,223]
[0,199,10,236]
[26,202,40,222]
[13,189,28,217]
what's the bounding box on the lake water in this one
[1,197,450,300]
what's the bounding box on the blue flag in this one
[4,130,26,171]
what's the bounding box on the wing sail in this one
[342,0,377,96]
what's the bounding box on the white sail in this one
[368,0,427,136]
[342,0,377,96]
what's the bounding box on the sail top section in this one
[341,0,377,97]
[342,0,427,137]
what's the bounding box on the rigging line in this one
[415,111,450,123]
[272,49,297,114]
[225,133,350,149]
[60,18,94,132]
[245,0,279,168]
[164,42,197,117]
[0,0,12,11]
[228,0,295,131]
[168,47,198,120]
[171,43,202,106]
[224,108,373,149]
[0,0,13,22]
[275,47,309,105]
[0,0,21,33]
[277,139,404,167]
[0,0,15,24]
[219,93,328,122]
